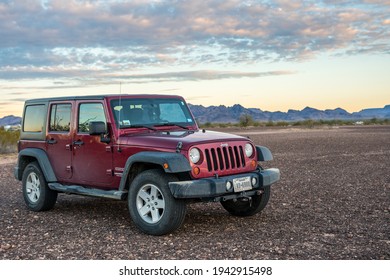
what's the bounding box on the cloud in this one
[109,70,295,83]
[0,102,14,106]
[7,98,29,102]
[0,0,389,80]
[0,68,295,87]
[185,95,213,102]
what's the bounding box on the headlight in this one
[245,143,254,158]
[189,148,201,164]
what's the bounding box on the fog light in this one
[226,181,232,191]
[251,177,257,187]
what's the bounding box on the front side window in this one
[78,103,106,133]
[110,98,195,127]
[49,104,71,132]
[23,105,45,132]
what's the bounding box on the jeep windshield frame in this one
[110,97,196,130]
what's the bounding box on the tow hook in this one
[256,190,264,195]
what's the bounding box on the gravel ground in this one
[1,125,389,260]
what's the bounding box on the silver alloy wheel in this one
[136,183,165,224]
[26,172,41,203]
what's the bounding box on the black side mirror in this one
[89,121,110,144]
[89,121,107,135]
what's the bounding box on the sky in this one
[0,0,389,118]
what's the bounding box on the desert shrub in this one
[0,128,20,153]
[199,118,389,128]
[201,122,212,128]
[364,118,390,125]
[239,114,254,127]
[275,121,289,126]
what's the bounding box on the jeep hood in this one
[118,129,248,151]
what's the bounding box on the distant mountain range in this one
[188,104,390,123]
[1,104,389,126]
[0,115,22,127]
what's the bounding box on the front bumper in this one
[168,168,280,199]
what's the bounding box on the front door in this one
[71,101,114,188]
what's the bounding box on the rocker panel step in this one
[48,183,127,200]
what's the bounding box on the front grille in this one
[204,145,246,172]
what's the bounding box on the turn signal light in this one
[193,166,200,175]
[250,159,257,168]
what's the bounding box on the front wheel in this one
[128,169,187,235]
[22,162,58,211]
[221,186,270,217]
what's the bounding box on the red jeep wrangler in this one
[14,94,280,235]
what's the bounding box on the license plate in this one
[233,176,252,192]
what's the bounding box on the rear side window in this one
[78,103,106,133]
[23,105,45,132]
[49,104,72,132]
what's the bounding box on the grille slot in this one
[204,145,246,172]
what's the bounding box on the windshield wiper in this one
[120,124,157,131]
[154,123,189,130]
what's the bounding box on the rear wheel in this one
[221,186,270,216]
[22,162,57,211]
[128,169,187,235]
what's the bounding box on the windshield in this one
[110,98,196,129]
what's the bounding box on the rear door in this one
[70,101,114,188]
[46,102,73,180]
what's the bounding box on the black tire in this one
[22,162,58,211]
[221,186,270,217]
[128,169,187,236]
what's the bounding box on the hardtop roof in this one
[25,94,184,104]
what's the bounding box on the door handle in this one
[73,140,84,146]
[47,138,57,144]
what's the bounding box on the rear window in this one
[23,105,45,132]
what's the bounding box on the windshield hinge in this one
[176,142,183,153]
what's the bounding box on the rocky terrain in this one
[1,125,389,260]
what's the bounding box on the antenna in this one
[117,82,122,150]
[119,81,122,112]
[118,82,122,122]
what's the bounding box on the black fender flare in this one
[256,145,273,161]
[15,148,57,182]
[119,151,192,191]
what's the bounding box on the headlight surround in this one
[189,148,201,164]
[245,143,254,158]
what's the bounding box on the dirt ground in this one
[1,125,389,260]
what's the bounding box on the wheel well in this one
[125,162,163,190]
[17,156,38,179]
